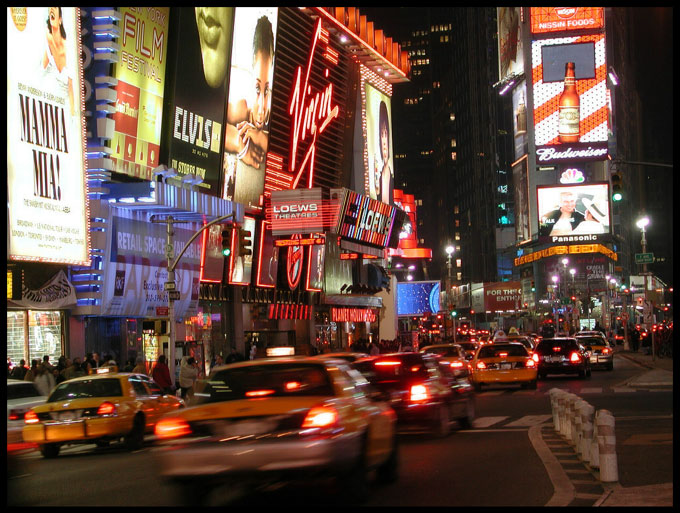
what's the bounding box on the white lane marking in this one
[611,387,636,393]
[579,387,603,394]
[472,416,508,428]
[528,424,575,506]
[505,414,552,427]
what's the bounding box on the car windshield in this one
[422,346,459,357]
[536,339,578,354]
[195,363,335,404]
[8,382,42,400]
[458,343,477,351]
[577,336,607,347]
[47,378,123,402]
[354,355,437,387]
[478,344,528,358]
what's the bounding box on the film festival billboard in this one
[537,183,610,242]
[110,7,169,181]
[365,82,393,204]
[165,7,234,196]
[397,281,441,317]
[7,7,90,265]
[531,34,608,164]
[222,7,278,209]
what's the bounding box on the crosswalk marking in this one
[611,387,636,393]
[578,387,603,394]
[472,416,509,428]
[505,414,552,427]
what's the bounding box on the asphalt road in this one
[7,354,672,507]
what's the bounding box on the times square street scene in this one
[7,7,672,507]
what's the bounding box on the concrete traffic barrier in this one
[578,402,595,464]
[590,417,600,469]
[549,388,563,432]
[596,409,618,482]
[572,398,584,447]
[556,393,568,436]
[565,394,577,443]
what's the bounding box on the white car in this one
[7,379,47,445]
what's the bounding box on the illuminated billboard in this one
[229,215,256,285]
[497,7,524,82]
[537,183,610,242]
[397,281,441,317]
[165,7,234,196]
[364,82,393,204]
[7,7,91,265]
[530,7,604,35]
[531,34,608,164]
[222,7,278,209]
[110,8,169,181]
[336,190,398,248]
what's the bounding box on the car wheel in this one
[586,366,592,378]
[95,439,110,448]
[525,379,537,390]
[433,404,451,438]
[474,381,483,392]
[376,437,399,485]
[607,362,614,371]
[125,414,145,451]
[458,397,475,429]
[40,443,60,459]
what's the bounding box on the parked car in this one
[532,338,591,379]
[7,379,47,446]
[470,343,538,392]
[153,357,398,505]
[354,352,475,436]
[23,371,184,458]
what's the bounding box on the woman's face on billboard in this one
[195,7,233,88]
[251,50,272,129]
[380,124,389,162]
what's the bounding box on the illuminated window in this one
[454,206,459,214]
[455,232,460,241]
[451,138,457,147]
[457,272,462,281]
[456,259,462,268]
[455,220,460,227]
[450,113,456,121]
[451,152,457,161]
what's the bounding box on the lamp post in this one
[551,275,559,329]
[445,245,454,340]
[569,268,577,331]
[636,216,654,360]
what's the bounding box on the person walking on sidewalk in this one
[631,327,640,353]
[152,355,173,395]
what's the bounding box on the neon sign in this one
[288,18,340,189]
[286,234,303,290]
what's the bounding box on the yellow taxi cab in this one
[470,342,538,392]
[153,357,397,505]
[575,333,614,371]
[23,369,184,458]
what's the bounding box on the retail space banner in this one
[101,214,201,318]
[7,7,90,265]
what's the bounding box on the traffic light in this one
[451,311,457,318]
[221,228,232,257]
[238,227,252,256]
[611,172,623,202]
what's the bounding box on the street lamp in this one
[551,275,559,328]
[445,245,455,340]
[569,268,577,331]
[636,216,654,360]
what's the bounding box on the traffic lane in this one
[615,416,673,488]
[8,442,179,507]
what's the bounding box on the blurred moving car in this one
[7,379,47,446]
[455,341,479,360]
[476,335,492,346]
[470,343,538,392]
[419,344,471,377]
[354,352,475,437]
[504,335,536,353]
[153,358,398,504]
[311,352,369,363]
[575,334,614,371]
[532,338,591,379]
[23,371,184,458]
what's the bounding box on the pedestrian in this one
[178,356,198,400]
[152,355,173,395]
[42,355,54,373]
[369,341,380,356]
[56,358,71,383]
[225,349,241,364]
[34,363,56,396]
[92,352,101,369]
[10,359,28,380]
[249,343,257,360]
[63,357,81,381]
[631,328,640,353]
[24,359,40,382]
[123,357,135,373]
[132,357,147,375]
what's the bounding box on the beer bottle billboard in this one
[558,61,580,143]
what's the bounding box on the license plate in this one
[221,419,274,437]
[59,411,78,421]
[543,356,552,363]
[500,363,512,370]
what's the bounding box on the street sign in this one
[164,281,176,291]
[635,252,654,264]
[168,290,180,301]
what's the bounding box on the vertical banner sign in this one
[7,7,90,265]
[199,223,226,283]
[513,157,530,243]
[166,8,234,196]
[256,220,279,288]
[229,216,256,285]
[365,83,393,204]
[497,7,524,82]
[110,8,169,181]
[222,7,278,209]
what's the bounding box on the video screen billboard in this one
[365,82,393,204]
[165,8,234,196]
[497,7,524,82]
[530,7,604,35]
[537,183,610,240]
[222,7,278,209]
[110,8,169,181]
[531,34,608,164]
[7,7,90,265]
[397,281,441,317]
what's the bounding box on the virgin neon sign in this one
[288,18,340,189]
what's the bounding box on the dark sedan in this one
[533,338,591,379]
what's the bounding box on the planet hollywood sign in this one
[331,307,377,323]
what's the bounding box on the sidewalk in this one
[596,344,673,507]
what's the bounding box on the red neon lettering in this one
[289,19,339,189]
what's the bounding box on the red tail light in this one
[450,361,464,369]
[375,360,401,367]
[570,352,581,363]
[24,410,39,424]
[476,361,487,370]
[602,348,611,355]
[526,358,536,368]
[155,417,192,439]
[97,402,116,415]
[302,406,338,428]
[245,389,275,397]
[9,411,21,421]
[532,353,539,363]
[409,384,430,403]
